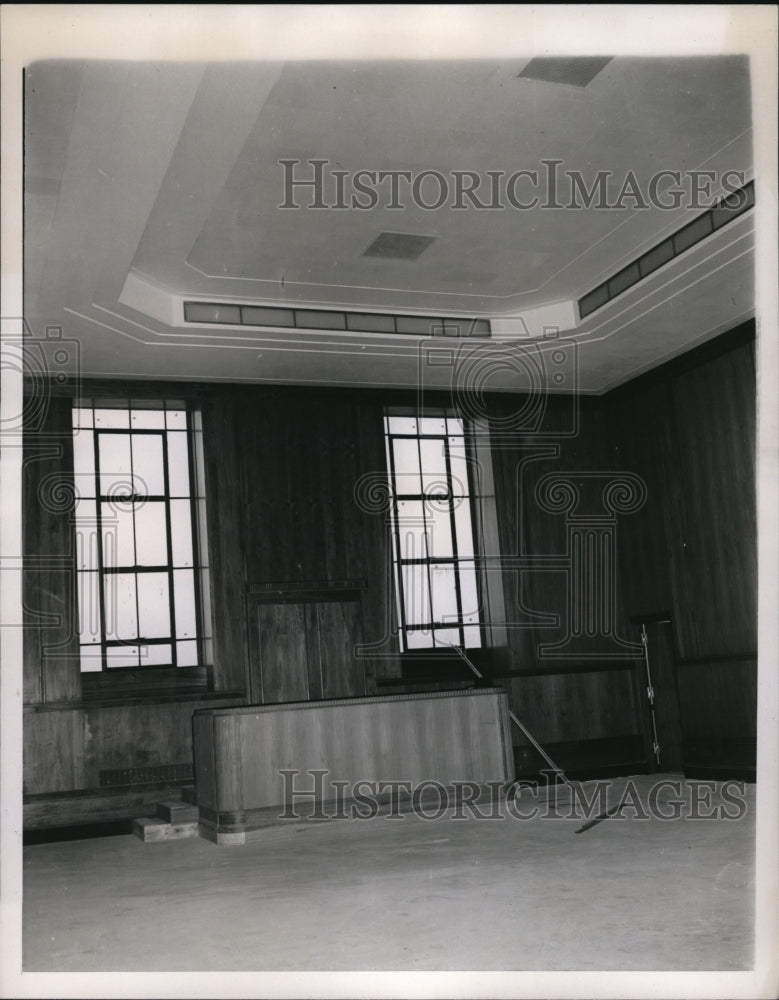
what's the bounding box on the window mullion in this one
[185,409,204,667]
[443,433,464,648]
[419,435,435,645]
[93,426,107,671]
[129,431,141,667]
[387,432,410,652]
[162,423,177,668]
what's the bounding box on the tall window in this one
[384,412,483,651]
[72,399,211,672]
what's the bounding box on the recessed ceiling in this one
[23,56,754,393]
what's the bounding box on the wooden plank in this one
[318,599,365,699]
[24,782,198,830]
[253,602,309,704]
[23,395,80,704]
[666,346,756,659]
[304,603,324,701]
[23,708,84,793]
[352,398,401,687]
[201,396,249,694]
[192,712,217,809]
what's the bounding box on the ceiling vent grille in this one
[183,301,491,339]
[578,180,754,320]
[517,57,613,88]
[363,232,437,260]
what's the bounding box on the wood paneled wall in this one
[486,396,647,776]
[604,324,757,777]
[201,395,249,693]
[23,395,80,704]
[22,323,758,826]
[235,390,399,695]
[22,384,400,823]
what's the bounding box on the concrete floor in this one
[23,775,755,972]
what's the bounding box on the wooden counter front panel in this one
[193,688,513,816]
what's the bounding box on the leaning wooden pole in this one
[448,645,572,789]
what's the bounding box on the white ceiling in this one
[23,56,755,393]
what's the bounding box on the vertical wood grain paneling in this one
[316,600,365,699]
[254,603,309,704]
[604,326,757,777]
[490,398,615,670]
[193,690,512,821]
[607,381,677,623]
[506,668,639,746]
[201,395,249,693]
[23,709,84,793]
[354,398,402,690]
[488,396,641,765]
[23,395,80,704]
[666,346,757,659]
[247,596,366,704]
[80,700,240,788]
[239,390,397,700]
[606,330,756,659]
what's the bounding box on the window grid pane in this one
[385,412,482,652]
[74,400,204,672]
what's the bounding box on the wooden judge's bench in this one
[193,688,513,843]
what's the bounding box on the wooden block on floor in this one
[133,816,200,843]
[133,817,169,842]
[156,800,199,824]
[166,821,200,840]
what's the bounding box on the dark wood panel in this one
[24,708,84,794]
[201,396,249,693]
[240,395,365,586]
[304,603,324,701]
[513,735,646,781]
[81,699,241,789]
[676,658,757,741]
[490,398,620,668]
[252,602,309,704]
[315,599,365,699]
[603,330,757,779]
[353,398,402,690]
[682,738,756,780]
[23,697,244,797]
[239,392,399,694]
[505,666,641,746]
[666,346,757,659]
[23,395,80,704]
[607,380,677,623]
[605,332,756,661]
[247,596,366,704]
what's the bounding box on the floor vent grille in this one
[99,764,193,787]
